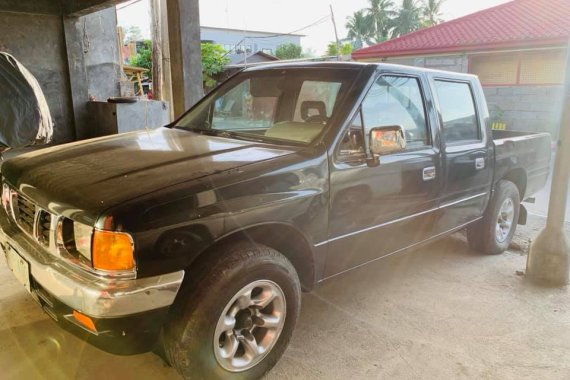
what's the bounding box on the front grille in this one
[8,189,53,249]
[15,195,35,235]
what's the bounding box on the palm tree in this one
[365,0,396,43]
[422,0,444,27]
[391,0,423,38]
[346,10,374,48]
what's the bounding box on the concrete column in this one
[160,0,174,121]
[166,0,204,117]
[526,40,570,286]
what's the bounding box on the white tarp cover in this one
[0,52,53,149]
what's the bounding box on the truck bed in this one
[493,130,551,199]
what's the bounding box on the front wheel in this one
[467,180,520,255]
[163,242,301,380]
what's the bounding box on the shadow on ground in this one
[1,232,569,380]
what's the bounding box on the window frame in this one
[432,78,482,147]
[335,73,432,162]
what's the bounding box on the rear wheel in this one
[163,241,301,380]
[467,180,520,255]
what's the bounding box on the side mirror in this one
[367,125,406,167]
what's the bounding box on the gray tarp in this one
[0,52,53,149]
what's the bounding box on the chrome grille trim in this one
[6,187,55,250]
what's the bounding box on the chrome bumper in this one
[0,211,184,318]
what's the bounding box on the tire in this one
[467,180,520,255]
[163,241,301,380]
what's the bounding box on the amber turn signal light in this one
[92,230,135,271]
[73,310,97,333]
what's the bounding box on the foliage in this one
[365,0,396,43]
[345,0,446,49]
[391,0,423,38]
[345,10,374,48]
[124,25,143,43]
[201,43,230,88]
[129,39,152,71]
[275,43,303,60]
[129,41,229,89]
[326,42,354,56]
[422,0,445,27]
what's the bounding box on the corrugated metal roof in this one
[353,0,570,59]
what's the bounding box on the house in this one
[352,0,570,135]
[200,26,303,63]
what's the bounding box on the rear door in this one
[429,77,493,233]
[324,73,442,277]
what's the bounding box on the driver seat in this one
[301,101,327,123]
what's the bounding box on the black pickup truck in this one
[0,63,551,379]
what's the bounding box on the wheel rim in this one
[496,197,515,243]
[213,280,286,372]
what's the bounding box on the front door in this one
[324,74,441,278]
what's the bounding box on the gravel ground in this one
[1,214,569,380]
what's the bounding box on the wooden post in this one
[330,5,341,60]
[160,0,174,120]
[150,0,163,100]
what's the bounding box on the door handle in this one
[475,157,485,170]
[422,166,436,181]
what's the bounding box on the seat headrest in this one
[301,101,327,121]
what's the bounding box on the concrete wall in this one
[381,53,561,135]
[0,11,74,143]
[83,8,121,101]
[483,86,563,135]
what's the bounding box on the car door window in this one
[434,80,480,143]
[338,75,429,159]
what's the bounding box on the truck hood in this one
[1,128,297,224]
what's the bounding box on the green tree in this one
[124,25,143,42]
[422,0,445,27]
[129,39,152,70]
[391,0,423,38]
[345,10,374,48]
[201,43,230,88]
[365,0,396,43]
[326,42,353,56]
[275,43,303,60]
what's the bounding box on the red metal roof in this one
[352,0,570,60]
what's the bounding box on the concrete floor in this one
[1,217,569,380]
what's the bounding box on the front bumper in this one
[0,210,185,353]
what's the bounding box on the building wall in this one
[200,27,301,56]
[0,11,74,143]
[381,53,562,135]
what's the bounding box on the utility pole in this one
[526,38,570,286]
[150,0,163,100]
[330,4,341,61]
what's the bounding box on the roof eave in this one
[352,37,569,60]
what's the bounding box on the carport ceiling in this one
[0,0,131,17]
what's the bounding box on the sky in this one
[117,0,513,55]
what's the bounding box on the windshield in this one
[174,68,359,144]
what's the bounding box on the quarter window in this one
[434,80,479,143]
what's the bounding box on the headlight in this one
[57,219,93,263]
[73,221,93,260]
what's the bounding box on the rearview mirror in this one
[370,125,406,155]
